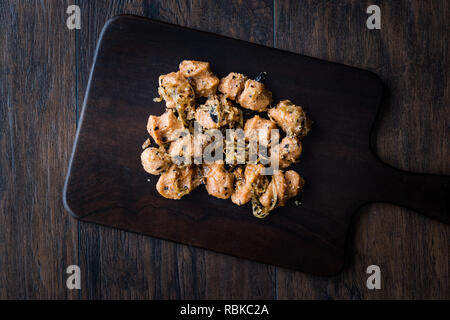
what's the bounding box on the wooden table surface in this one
[0,0,448,299]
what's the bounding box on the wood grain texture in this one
[0,0,448,300]
[0,0,78,299]
[275,0,449,299]
[76,0,276,299]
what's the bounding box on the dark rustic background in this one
[0,0,448,299]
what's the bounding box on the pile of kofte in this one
[141,60,311,218]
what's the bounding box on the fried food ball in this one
[218,72,248,100]
[259,170,304,208]
[231,164,265,206]
[168,134,193,166]
[147,110,184,146]
[244,115,278,146]
[157,71,195,110]
[141,147,171,175]
[195,94,242,129]
[156,164,202,199]
[202,163,234,199]
[270,136,302,169]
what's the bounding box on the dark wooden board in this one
[64,15,449,275]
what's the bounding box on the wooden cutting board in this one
[64,15,449,275]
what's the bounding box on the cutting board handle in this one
[374,161,450,224]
